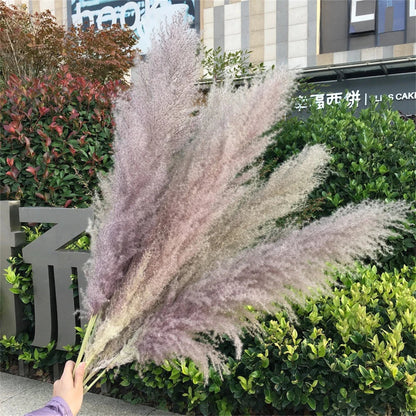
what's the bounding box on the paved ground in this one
[0,372,180,416]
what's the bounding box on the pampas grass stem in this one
[83,368,107,393]
[74,313,97,376]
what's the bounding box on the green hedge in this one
[99,264,416,416]
[3,264,416,415]
[1,89,416,415]
[261,98,416,270]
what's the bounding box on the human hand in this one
[53,360,86,416]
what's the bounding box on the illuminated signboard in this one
[71,0,197,53]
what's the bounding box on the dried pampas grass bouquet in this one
[75,16,409,391]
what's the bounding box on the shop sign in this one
[71,0,197,53]
[296,73,416,114]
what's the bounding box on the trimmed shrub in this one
[262,98,416,269]
[3,264,416,415]
[0,72,120,207]
[95,264,416,416]
[1,91,415,415]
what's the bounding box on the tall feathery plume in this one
[77,16,410,388]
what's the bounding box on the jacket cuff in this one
[24,396,73,416]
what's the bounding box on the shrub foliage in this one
[3,264,416,415]
[0,1,137,85]
[262,98,416,269]
[1,71,415,415]
[0,72,119,207]
[90,265,416,416]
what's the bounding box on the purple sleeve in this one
[24,397,73,416]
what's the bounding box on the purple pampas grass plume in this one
[75,16,411,389]
[85,201,410,378]
[84,16,202,314]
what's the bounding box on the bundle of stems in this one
[74,16,410,389]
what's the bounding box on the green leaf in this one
[381,378,395,389]
[359,365,370,379]
[306,397,316,410]
[323,395,330,411]
[286,389,296,402]
[378,164,389,174]
[238,376,247,391]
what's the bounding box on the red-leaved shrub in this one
[0,72,121,207]
[0,1,137,84]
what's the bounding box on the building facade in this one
[6,0,415,66]
[4,0,416,112]
[202,1,415,68]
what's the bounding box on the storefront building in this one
[4,0,415,113]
